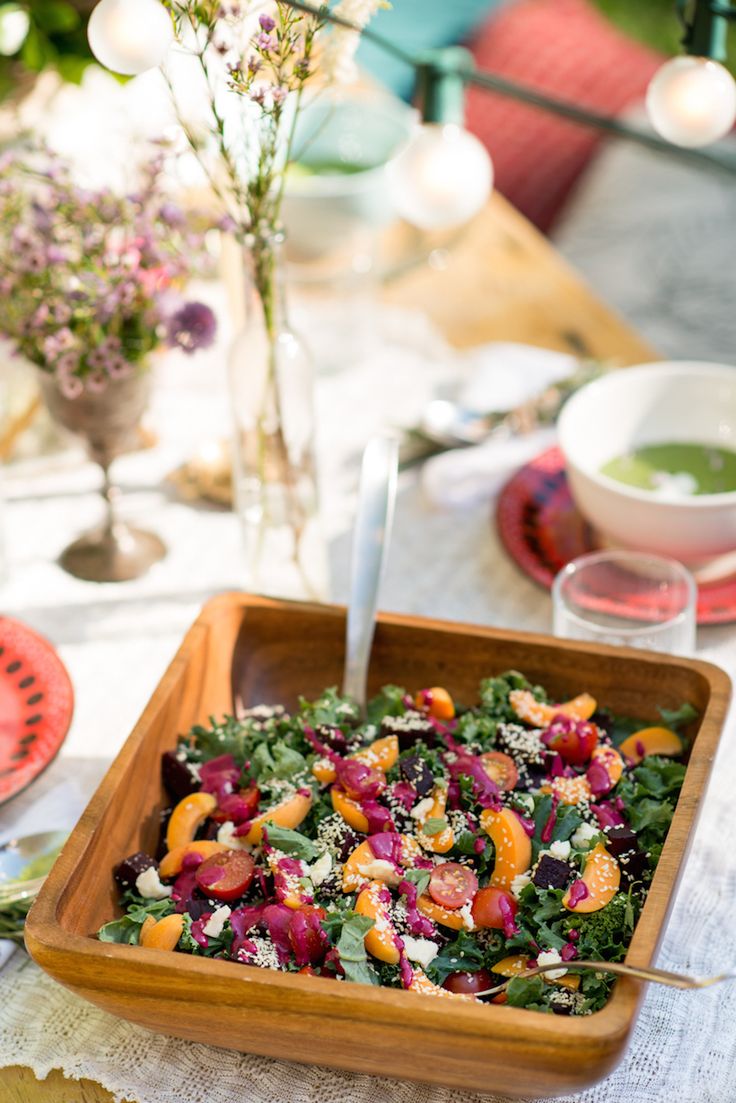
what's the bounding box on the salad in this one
[100,672,695,1015]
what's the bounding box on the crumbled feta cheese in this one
[309,851,332,886]
[536,949,566,980]
[357,859,398,883]
[571,822,599,849]
[548,840,571,861]
[458,902,475,931]
[510,872,532,899]
[202,905,231,939]
[216,820,249,850]
[402,936,439,970]
[135,866,172,900]
[411,797,435,821]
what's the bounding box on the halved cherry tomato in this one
[428,862,478,910]
[546,722,598,766]
[471,886,518,929]
[195,850,255,901]
[442,968,495,995]
[298,965,320,976]
[480,751,519,791]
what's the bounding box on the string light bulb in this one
[388,122,493,231]
[387,47,493,232]
[647,56,736,148]
[87,0,174,76]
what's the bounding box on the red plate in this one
[0,617,74,806]
[496,446,736,626]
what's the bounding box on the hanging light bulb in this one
[387,47,493,232]
[647,56,736,148]
[388,122,493,232]
[87,0,174,76]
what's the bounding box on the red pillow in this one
[466,0,663,230]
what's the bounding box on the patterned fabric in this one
[466,0,663,230]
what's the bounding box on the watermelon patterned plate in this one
[496,446,736,626]
[0,617,74,806]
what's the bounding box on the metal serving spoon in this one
[342,435,399,715]
[0,829,69,908]
[475,959,736,999]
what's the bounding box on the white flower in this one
[320,0,387,85]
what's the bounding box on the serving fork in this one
[476,959,736,999]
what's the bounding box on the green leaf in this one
[262,823,319,861]
[659,702,698,731]
[402,868,430,897]
[505,975,546,1008]
[329,911,378,986]
[298,687,359,729]
[97,898,174,944]
[422,816,448,836]
[33,1,79,33]
[425,929,485,985]
[366,684,407,725]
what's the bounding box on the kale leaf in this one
[425,930,486,985]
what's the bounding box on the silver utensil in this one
[0,829,68,907]
[475,958,736,999]
[342,435,399,714]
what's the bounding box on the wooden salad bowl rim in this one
[25,594,732,1097]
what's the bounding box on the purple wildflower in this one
[272,86,288,105]
[167,301,217,354]
[58,374,84,400]
[256,32,275,51]
[258,13,276,31]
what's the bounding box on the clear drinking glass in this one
[552,550,697,655]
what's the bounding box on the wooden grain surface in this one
[7,198,659,1103]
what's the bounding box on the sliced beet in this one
[617,848,649,889]
[114,851,156,892]
[161,750,199,801]
[380,713,436,749]
[399,753,434,796]
[604,824,638,858]
[532,855,574,891]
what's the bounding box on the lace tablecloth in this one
[1,308,735,1103]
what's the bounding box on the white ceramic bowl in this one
[557,361,736,565]
[281,96,414,259]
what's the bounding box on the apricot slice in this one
[355,881,400,964]
[313,734,400,786]
[492,954,580,991]
[540,775,593,806]
[588,745,624,793]
[244,790,313,846]
[563,841,620,913]
[415,687,455,721]
[510,689,597,728]
[165,792,217,851]
[416,894,464,930]
[408,967,473,1000]
[618,726,682,765]
[415,785,454,854]
[267,852,311,909]
[342,835,420,892]
[139,913,184,951]
[481,807,532,891]
[139,916,156,943]
[312,758,337,784]
[159,841,229,879]
[331,786,370,833]
[354,734,399,772]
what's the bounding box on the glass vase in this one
[228,234,327,600]
[38,369,165,582]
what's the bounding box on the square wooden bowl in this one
[26,594,731,1098]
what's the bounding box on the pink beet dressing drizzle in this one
[541,796,560,843]
[586,759,611,796]
[397,879,435,938]
[190,915,211,947]
[566,879,589,908]
[514,810,536,837]
[360,800,395,834]
[498,894,519,939]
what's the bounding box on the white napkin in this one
[422,343,576,509]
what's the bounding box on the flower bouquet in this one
[0,148,216,581]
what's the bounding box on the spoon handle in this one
[342,436,399,712]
